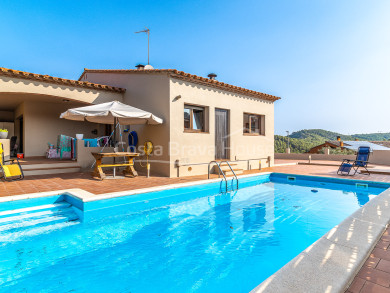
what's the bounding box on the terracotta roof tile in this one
[0,67,125,93]
[79,69,280,102]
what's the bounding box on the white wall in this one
[82,72,171,176]
[169,78,275,177]
[82,72,277,177]
[370,151,390,166]
[275,153,355,161]
[76,141,115,170]
[276,152,390,166]
[23,101,106,157]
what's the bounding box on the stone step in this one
[219,164,239,170]
[212,163,243,176]
[22,162,79,170]
[0,203,71,219]
[23,166,81,176]
[224,169,244,176]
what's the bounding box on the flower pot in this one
[76,134,84,140]
[0,132,8,139]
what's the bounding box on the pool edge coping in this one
[250,186,390,293]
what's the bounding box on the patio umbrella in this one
[60,100,163,152]
[59,100,163,125]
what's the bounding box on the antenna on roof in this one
[135,27,150,65]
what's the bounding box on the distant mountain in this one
[275,129,390,153]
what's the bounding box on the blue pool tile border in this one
[271,172,390,189]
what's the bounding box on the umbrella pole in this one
[113,117,118,148]
[113,117,118,177]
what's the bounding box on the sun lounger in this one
[337,146,371,176]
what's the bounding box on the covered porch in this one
[0,67,125,174]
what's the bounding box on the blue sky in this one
[1,0,389,135]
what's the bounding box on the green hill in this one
[274,135,320,153]
[353,133,390,141]
[289,129,354,141]
[275,129,390,153]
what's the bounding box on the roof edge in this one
[79,68,281,102]
[0,67,126,93]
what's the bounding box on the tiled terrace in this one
[346,227,390,293]
[1,159,390,292]
[2,160,390,198]
[0,172,209,197]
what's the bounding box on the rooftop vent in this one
[135,64,145,70]
[207,73,217,80]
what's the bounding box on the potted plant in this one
[0,129,8,139]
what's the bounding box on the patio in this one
[2,159,390,197]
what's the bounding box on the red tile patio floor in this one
[346,227,390,293]
[3,161,390,198]
[1,160,390,292]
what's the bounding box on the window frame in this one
[243,112,265,136]
[184,104,207,133]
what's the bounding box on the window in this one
[243,113,265,135]
[184,105,205,132]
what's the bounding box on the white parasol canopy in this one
[60,101,163,125]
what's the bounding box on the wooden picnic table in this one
[91,152,140,180]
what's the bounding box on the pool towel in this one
[83,139,98,147]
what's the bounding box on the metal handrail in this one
[208,160,239,192]
[178,157,269,167]
[208,161,228,192]
[223,161,239,190]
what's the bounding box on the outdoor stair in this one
[214,163,244,176]
[21,161,81,176]
[0,202,79,233]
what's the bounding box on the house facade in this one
[80,68,280,177]
[0,66,280,177]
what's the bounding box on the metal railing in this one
[224,161,239,190]
[208,160,239,192]
[208,161,228,191]
[175,156,272,179]
[177,157,270,169]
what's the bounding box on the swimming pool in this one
[0,173,389,293]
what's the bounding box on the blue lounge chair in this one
[337,146,371,176]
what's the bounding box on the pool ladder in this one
[208,161,239,192]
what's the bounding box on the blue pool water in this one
[0,174,388,293]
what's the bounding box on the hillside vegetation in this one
[275,129,390,153]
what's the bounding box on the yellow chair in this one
[0,143,24,181]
